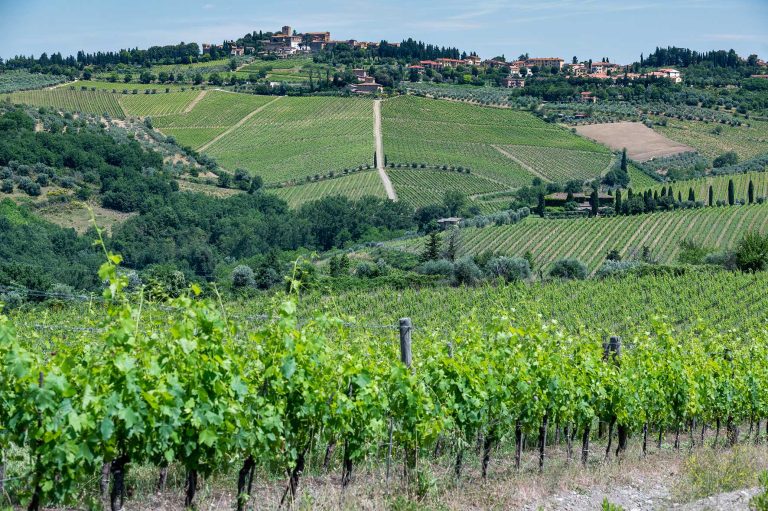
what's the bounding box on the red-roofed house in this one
[351,81,383,94]
[503,77,526,88]
[420,60,442,70]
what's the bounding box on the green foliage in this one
[735,231,768,272]
[678,239,712,265]
[714,151,739,168]
[485,256,531,282]
[549,258,588,280]
[602,499,626,511]
[751,471,768,511]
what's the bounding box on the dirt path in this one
[198,96,281,152]
[184,90,207,113]
[49,79,76,90]
[492,144,553,183]
[374,99,397,201]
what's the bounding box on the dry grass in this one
[37,200,136,234]
[8,430,768,510]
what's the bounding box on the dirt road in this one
[373,100,397,201]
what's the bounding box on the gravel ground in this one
[535,481,758,510]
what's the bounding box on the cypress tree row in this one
[728,179,735,206]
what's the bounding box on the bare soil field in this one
[576,121,694,161]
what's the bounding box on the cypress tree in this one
[653,190,659,201]
[536,192,546,217]
[661,186,667,198]
[728,179,735,205]
[590,188,599,217]
[620,148,628,172]
[688,187,695,202]
[420,231,441,262]
[748,180,754,204]
[627,188,634,200]
[708,185,714,206]
[677,191,682,203]
[615,189,622,214]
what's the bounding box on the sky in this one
[1,0,767,64]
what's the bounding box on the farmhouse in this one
[437,217,462,229]
[590,61,620,74]
[230,46,245,56]
[420,60,443,70]
[579,91,596,103]
[436,58,466,68]
[465,54,482,66]
[503,77,526,88]
[567,63,587,76]
[751,74,768,79]
[353,68,368,81]
[545,192,613,208]
[350,81,383,94]
[525,57,565,69]
[647,68,682,83]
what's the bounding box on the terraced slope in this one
[394,204,768,273]
[382,95,610,190]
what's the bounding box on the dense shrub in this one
[485,256,531,282]
[549,259,588,280]
[703,251,738,270]
[416,259,454,277]
[596,260,642,278]
[231,264,256,288]
[735,231,768,272]
[453,256,482,286]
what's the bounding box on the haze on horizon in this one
[1,0,767,64]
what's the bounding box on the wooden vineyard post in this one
[604,336,628,458]
[400,318,412,369]
[388,318,414,488]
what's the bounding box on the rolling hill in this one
[391,203,768,273]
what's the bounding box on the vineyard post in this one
[388,318,413,488]
[604,336,628,457]
[399,318,412,369]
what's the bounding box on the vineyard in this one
[496,145,614,183]
[381,95,610,191]
[271,170,387,207]
[3,258,768,509]
[1,88,125,117]
[152,91,277,149]
[627,164,662,189]
[388,168,503,209]
[393,203,768,273]
[204,96,374,184]
[650,170,768,204]
[117,90,202,117]
[654,117,768,160]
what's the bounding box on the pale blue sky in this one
[1,0,766,64]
